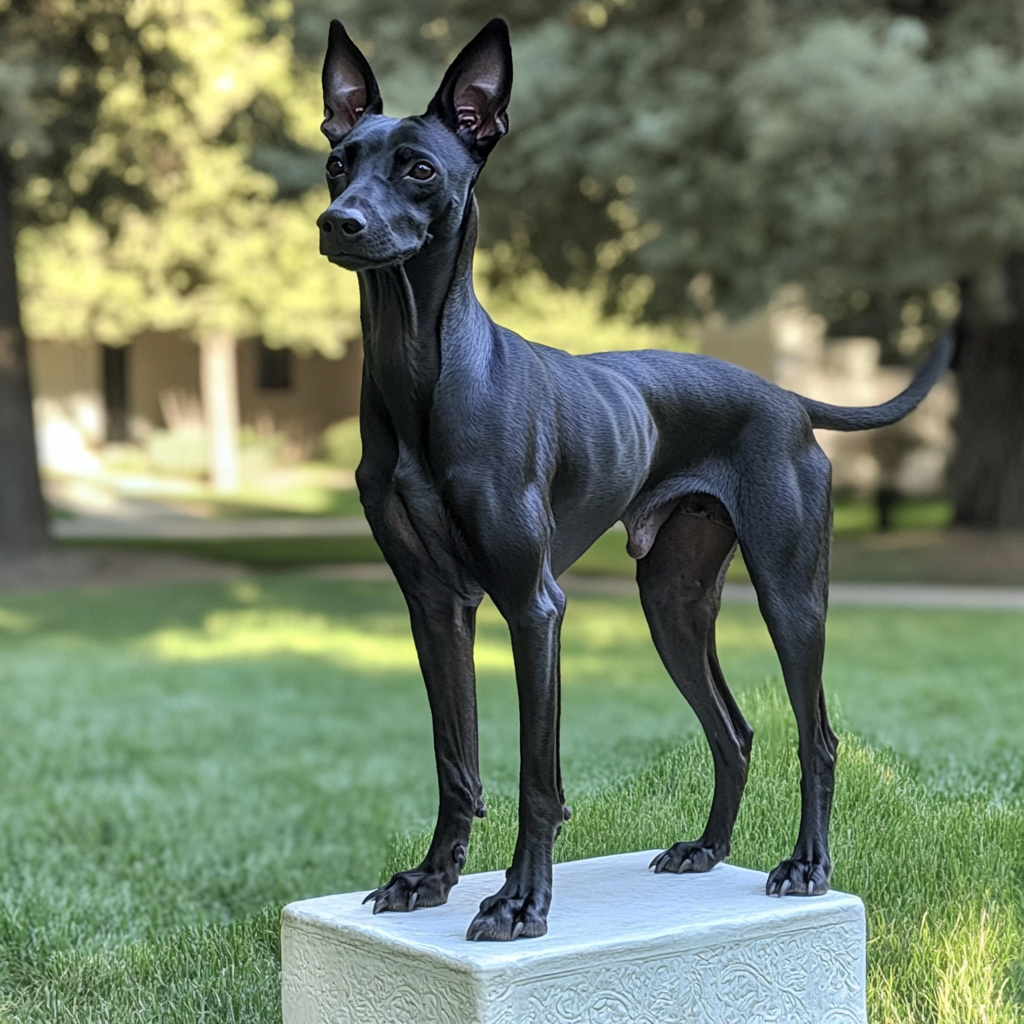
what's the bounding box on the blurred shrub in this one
[144,421,304,479]
[100,444,152,474]
[475,251,694,355]
[323,417,361,470]
[145,427,207,477]
[239,424,289,473]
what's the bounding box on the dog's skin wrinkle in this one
[319,18,950,941]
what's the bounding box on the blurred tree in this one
[0,0,173,554]
[18,0,361,491]
[289,1,1024,528]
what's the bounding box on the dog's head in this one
[316,19,512,271]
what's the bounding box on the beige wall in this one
[695,292,956,497]
[236,338,362,440]
[128,331,201,427]
[30,332,363,448]
[30,338,101,399]
[698,308,776,381]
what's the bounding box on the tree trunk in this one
[950,260,1024,530]
[200,330,241,492]
[0,158,50,556]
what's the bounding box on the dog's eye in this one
[408,161,436,181]
[326,155,345,177]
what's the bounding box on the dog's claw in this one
[466,891,548,941]
[765,857,831,898]
[649,841,721,875]
[364,866,457,914]
[453,843,467,869]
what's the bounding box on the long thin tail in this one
[797,330,953,432]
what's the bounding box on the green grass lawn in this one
[0,576,1021,1021]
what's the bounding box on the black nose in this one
[340,213,365,235]
[320,209,366,237]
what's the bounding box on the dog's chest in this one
[374,441,469,566]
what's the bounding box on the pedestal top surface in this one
[283,850,863,971]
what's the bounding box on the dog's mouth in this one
[319,241,421,272]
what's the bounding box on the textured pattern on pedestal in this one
[281,850,867,1024]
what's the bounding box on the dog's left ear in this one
[426,18,512,161]
[321,20,382,146]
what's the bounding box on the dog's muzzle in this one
[317,207,420,269]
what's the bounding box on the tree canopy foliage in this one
[291,0,1024,329]
[22,0,1024,344]
[1,0,179,553]
[16,0,360,355]
[0,0,174,221]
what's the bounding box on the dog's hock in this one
[321,20,382,145]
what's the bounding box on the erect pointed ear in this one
[321,20,382,146]
[425,18,512,161]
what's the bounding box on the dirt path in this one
[6,524,1024,596]
[310,564,1024,611]
[0,548,245,592]
[830,528,1024,587]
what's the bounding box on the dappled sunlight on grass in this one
[144,605,522,672]
[0,607,36,633]
[711,613,776,653]
[139,591,771,683]
[872,905,1020,1024]
[145,608,422,670]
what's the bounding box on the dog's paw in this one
[649,841,722,875]
[765,857,831,897]
[466,892,548,941]
[362,868,454,914]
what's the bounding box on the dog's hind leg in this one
[739,447,838,897]
[637,497,753,875]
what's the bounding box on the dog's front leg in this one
[467,572,567,941]
[364,580,485,914]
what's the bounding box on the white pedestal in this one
[281,850,867,1024]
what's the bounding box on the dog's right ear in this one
[321,20,382,146]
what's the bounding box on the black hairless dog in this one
[316,18,951,941]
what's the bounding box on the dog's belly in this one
[546,477,644,576]
[543,366,658,574]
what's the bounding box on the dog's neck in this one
[358,197,488,446]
